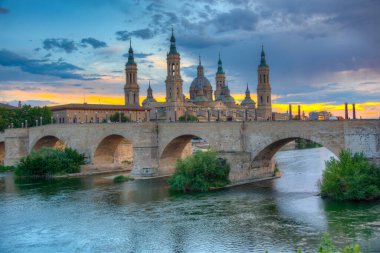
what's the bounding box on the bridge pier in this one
[4,129,29,166]
[131,146,159,177]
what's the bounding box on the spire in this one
[126,38,136,65]
[169,27,178,55]
[217,52,224,74]
[197,54,204,77]
[259,44,268,68]
[245,83,251,98]
[147,80,153,98]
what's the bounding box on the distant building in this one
[309,111,332,121]
[50,104,148,123]
[272,112,289,121]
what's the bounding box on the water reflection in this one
[0,148,379,252]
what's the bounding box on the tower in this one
[124,39,140,106]
[214,53,225,100]
[256,45,272,120]
[165,28,183,103]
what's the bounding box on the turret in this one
[124,39,140,106]
[256,45,271,120]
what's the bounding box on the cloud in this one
[212,8,259,33]
[0,7,9,14]
[80,37,107,48]
[43,38,77,53]
[116,28,154,41]
[122,52,153,58]
[0,49,97,80]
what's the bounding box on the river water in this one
[0,147,380,253]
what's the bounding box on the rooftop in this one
[50,103,149,111]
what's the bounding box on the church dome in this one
[241,98,256,107]
[142,97,157,106]
[190,76,212,91]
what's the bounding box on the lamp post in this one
[85,113,88,124]
[25,120,28,128]
[207,108,210,122]
[174,109,177,122]
[155,109,158,122]
[95,112,98,123]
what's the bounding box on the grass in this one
[113,175,133,183]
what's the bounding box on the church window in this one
[263,74,266,83]
[260,75,262,83]
[267,96,269,103]
[260,96,263,103]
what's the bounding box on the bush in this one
[296,233,361,253]
[109,112,130,123]
[0,165,15,172]
[15,147,85,177]
[113,175,133,183]
[320,150,380,200]
[168,150,230,192]
[178,114,198,122]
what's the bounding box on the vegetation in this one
[168,150,230,192]
[109,112,130,123]
[113,175,133,183]
[296,233,361,253]
[178,114,198,122]
[0,105,52,131]
[295,138,323,149]
[273,163,280,176]
[15,147,85,177]
[0,165,15,172]
[319,150,380,200]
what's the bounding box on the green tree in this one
[15,147,85,177]
[109,112,130,123]
[178,114,198,122]
[320,150,380,200]
[168,150,230,192]
[0,105,52,131]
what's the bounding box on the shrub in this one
[168,150,230,192]
[113,175,133,183]
[109,112,130,123]
[15,147,85,177]
[0,165,15,172]
[296,233,362,253]
[320,150,380,200]
[178,114,198,122]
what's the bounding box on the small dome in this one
[192,96,209,102]
[222,96,235,103]
[241,98,256,107]
[142,97,157,106]
[190,76,212,90]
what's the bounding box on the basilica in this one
[128,29,273,122]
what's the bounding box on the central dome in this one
[190,76,212,90]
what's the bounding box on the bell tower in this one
[256,45,272,120]
[124,39,140,106]
[165,28,183,103]
[214,53,225,101]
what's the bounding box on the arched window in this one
[260,96,263,103]
[267,96,269,103]
[263,74,266,83]
[260,75,262,83]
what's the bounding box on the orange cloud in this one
[2,90,379,119]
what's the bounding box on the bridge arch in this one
[250,136,341,176]
[92,134,133,168]
[32,135,66,151]
[0,142,4,165]
[159,134,210,175]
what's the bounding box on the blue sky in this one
[0,0,379,117]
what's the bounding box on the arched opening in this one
[0,142,4,165]
[93,135,133,169]
[159,135,210,175]
[250,137,337,179]
[33,136,66,150]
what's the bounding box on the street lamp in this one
[155,109,158,122]
[119,111,121,123]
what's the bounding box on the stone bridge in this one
[0,120,379,183]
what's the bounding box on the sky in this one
[0,0,379,118]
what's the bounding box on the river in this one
[0,147,379,253]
